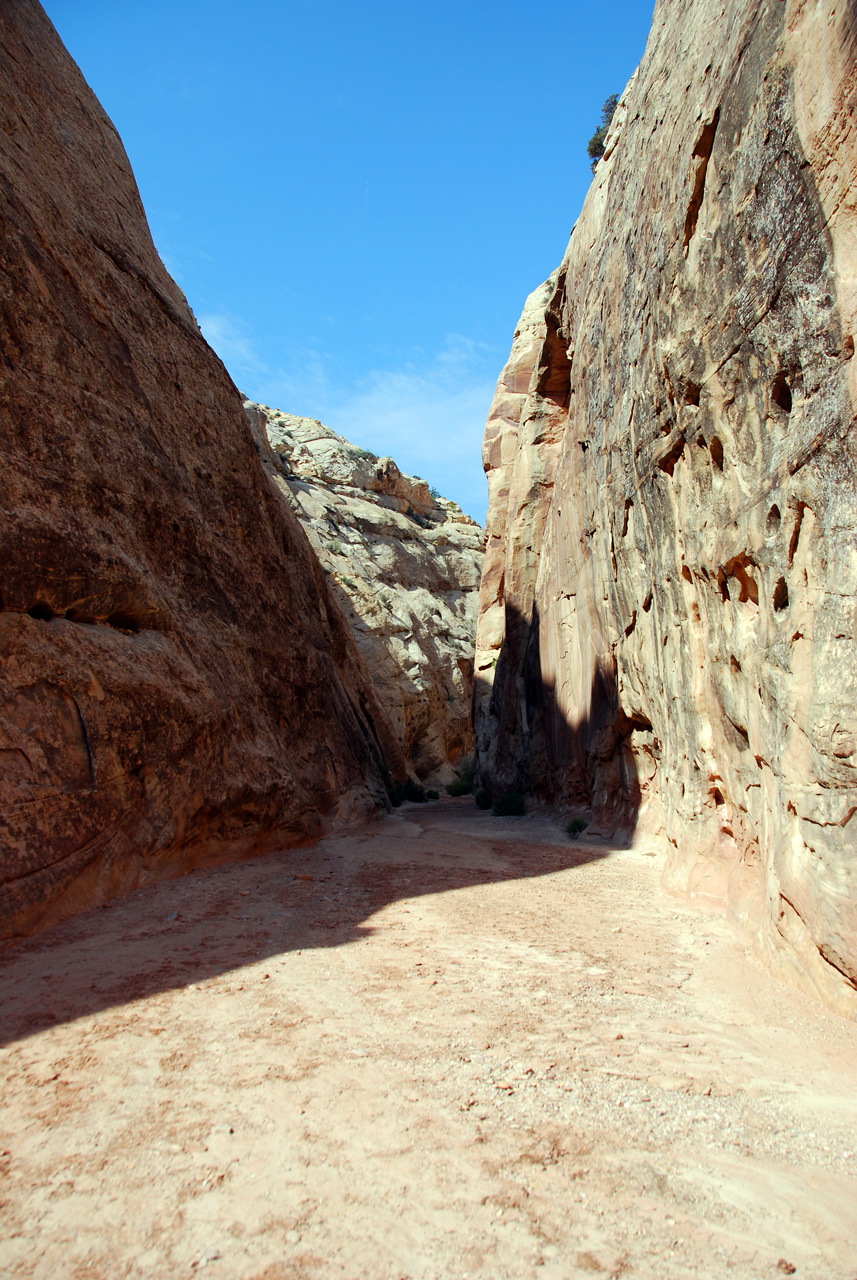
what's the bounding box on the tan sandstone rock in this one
[475,0,857,1016]
[0,0,408,941]
[245,402,484,782]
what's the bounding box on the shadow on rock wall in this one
[475,602,652,846]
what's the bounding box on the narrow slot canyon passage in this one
[2,801,855,1280]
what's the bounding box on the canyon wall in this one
[475,0,857,1016]
[245,402,483,782]
[0,1,407,941]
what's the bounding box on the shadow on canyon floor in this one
[0,802,619,1048]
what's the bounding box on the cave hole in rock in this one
[657,434,686,477]
[28,602,54,621]
[681,565,693,583]
[621,498,633,537]
[535,289,572,409]
[717,569,730,603]
[771,372,792,414]
[624,610,637,638]
[684,382,701,406]
[722,554,759,606]
[788,502,807,566]
[766,504,781,536]
[730,654,742,673]
[725,715,750,749]
[709,436,724,471]
[642,591,653,613]
[772,577,789,612]
[843,334,855,360]
[711,786,726,806]
[107,611,141,634]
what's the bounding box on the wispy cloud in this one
[197,311,269,386]
[200,320,498,525]
[325,362,494,523]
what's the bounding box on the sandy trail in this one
[1,800,855,1280]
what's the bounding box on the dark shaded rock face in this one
[475,0,857,1016]
[0,1,407,940]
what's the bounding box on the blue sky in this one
[45,1,653,522]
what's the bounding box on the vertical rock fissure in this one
[683,107,721,250]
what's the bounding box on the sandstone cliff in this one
[0,0,408,940]
[244,402,483,782]
[475,0,857,1016]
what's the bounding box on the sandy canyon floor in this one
[1,801,856,1280]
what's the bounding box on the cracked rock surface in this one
[474,0,857,1016]
[245,401,484,783]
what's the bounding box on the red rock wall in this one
[475,0,857,1017]
[0,1,407,940]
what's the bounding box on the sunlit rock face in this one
[475,0,857,1016]
[245,403,484,783]
[0,0,408,940]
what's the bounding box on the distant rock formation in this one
[475,0,857,1016]
[245,402,484,782]
[0,0,407,940]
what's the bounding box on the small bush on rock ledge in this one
[492,792,525,817]
[566,817,589,839]
[587,92,619,171]
[446,763,475,796]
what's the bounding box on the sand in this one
[1,799,855,1279]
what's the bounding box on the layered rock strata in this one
[475,0,857,1015]
[0,1,407,940]
[245,402,483,782]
